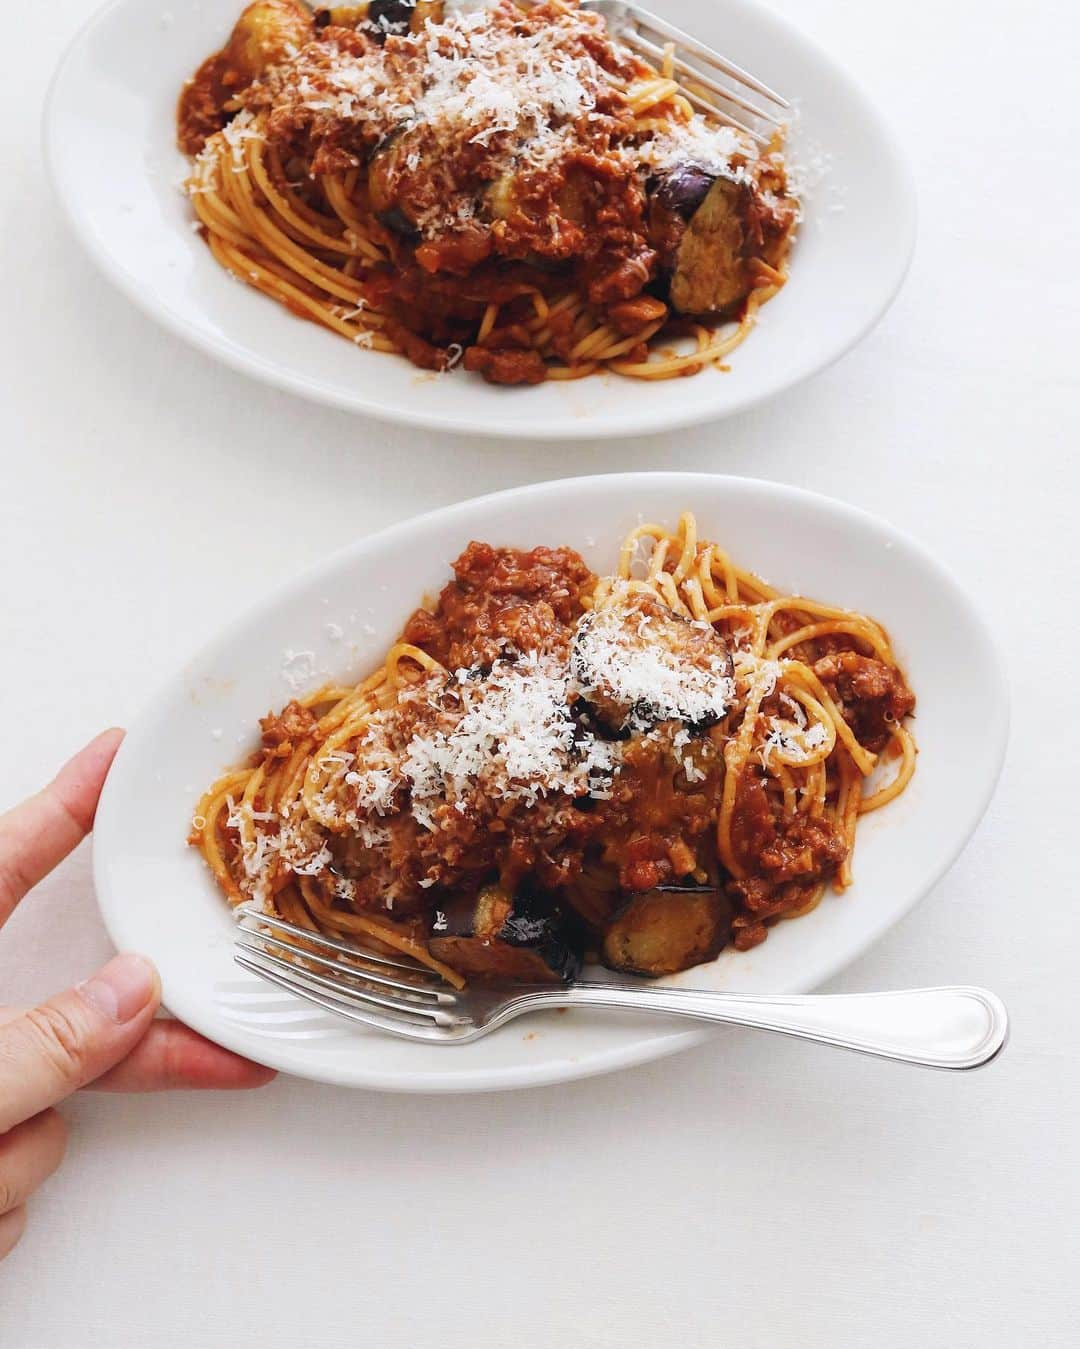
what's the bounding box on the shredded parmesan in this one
[760,718,828,768]
[349,650,621,831]
[225,796,281,909]
[637,120,754,186]
[195,1,765,238]
[219,566,822,911]
[281,649,318,690]
[574,583,735,730]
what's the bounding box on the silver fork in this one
[581,0,790,144]
[233,906,1008,1069]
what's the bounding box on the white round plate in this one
[45,0,915,440]
[93,473,1007,1092]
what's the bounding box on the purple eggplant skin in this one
[313,3,423,41]
[653,165,717,219]
[429,881,585,984]
[367,0,417,35]
[655,162,799,316]
[669,178,751,316]
[367,130,423,238]
[376,206,421,241]
[648,165,753,315]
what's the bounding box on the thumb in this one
[0,953,160,1133]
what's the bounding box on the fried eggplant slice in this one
[367,131,421,237]
[649,167,797,316]
[668,178,749,314]
[429,882,584,983]
[601,885,732,977]
[178,0,314,153]
[225,1,313,81]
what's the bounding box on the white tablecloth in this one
[1,2,1076,1344]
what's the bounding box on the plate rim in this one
[91,472,1010,1092]
[42,0,917,441]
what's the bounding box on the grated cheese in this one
[281,649,318,690]
[573,583,735,730]
[198,1,768,238]
[760,718,828,768]
[225,795,281,909]
[350,650,621,831]
[637,120,754,187]
[222,566,830,909]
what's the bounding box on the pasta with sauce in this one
[190,513,916,984]
[177,0,798,384]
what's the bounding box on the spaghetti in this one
[178,0,798,384]
[191,513,916,982]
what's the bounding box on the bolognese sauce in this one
[191,515,916,983]
[178,0,799,383]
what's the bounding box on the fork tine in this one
[677,88,762,141]
[236,944,462,1024]
[619,5,790,108]
[233,954,458,1042]
[618,30,767,140]
[235,903,445,981]
[236,928,450,1004]
[621,29,788,129]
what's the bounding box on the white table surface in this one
[1,1,1076,1344]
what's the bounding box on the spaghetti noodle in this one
[178,0,798,383]
[191,513,916,982]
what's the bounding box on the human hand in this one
[0,730,275,1260]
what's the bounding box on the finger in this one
[0,1205,27,1262]
[0,1007,275,1092]
[90,1020,277,1092]
[0,1110,67,1216]
[0,729,124,928]
[0,952,159,1133]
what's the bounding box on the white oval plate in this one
[93,474,1007,1092]
[45,0,914,440]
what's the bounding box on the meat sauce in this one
[402,541,592,669]
[813,650,916,753]
[177,1,798,383]
[246,544,913,959]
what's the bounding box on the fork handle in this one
[553,985,1008,1069]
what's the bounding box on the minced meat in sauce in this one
[303,544,910,956]
[177,1,798,383]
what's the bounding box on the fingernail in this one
[77,954,157,1023]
